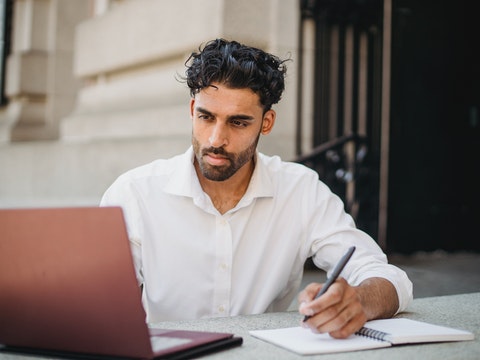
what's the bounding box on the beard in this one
[192,133,260,182]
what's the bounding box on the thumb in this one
[298,282,323,304]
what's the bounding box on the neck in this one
[195,158,255,214]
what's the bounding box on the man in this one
[101,38,412,338]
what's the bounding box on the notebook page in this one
[250,326,390,355]
[362,318,474,344]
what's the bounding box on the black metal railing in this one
[294,133,370,222]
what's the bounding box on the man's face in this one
[190,82,275,182]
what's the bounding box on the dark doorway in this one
[298,0,385,241]
[387,0,480,253]
[299,0,479,254]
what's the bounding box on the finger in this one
[329,311,368,339]
[298,282,323,302]
[298,283,323,317]
[307,288,366,336]
[301,279,347,318]
[297,282,324,310]
[304,300,347,332]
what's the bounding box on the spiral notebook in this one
[250,318,474,355]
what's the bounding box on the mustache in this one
[202,147,229,157]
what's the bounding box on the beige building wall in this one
[0,0,301,208]
[1,0,87,141]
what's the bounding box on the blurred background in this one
[0,0,478,265]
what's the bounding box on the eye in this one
[198,113,213,121]
[230,119,247,128]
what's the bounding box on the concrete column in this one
[0,0,88,142]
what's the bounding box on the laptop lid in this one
[0,206,159,359]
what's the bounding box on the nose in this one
[208,123,228,148]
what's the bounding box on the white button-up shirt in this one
[100,147,412,323]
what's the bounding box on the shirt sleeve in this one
[304,178,413,314]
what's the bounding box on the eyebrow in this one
[195,107,255,122]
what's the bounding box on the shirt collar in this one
[163,146,274,201]
[163,147,202,198]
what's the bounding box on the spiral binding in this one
[355,327,389,341]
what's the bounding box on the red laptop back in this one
[0,207,154,358]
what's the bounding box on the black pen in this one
[303,246,356,322]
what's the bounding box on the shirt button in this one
[218,305,225,313]
[220,263,228,271]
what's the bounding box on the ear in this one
[189,98,195,119]
[261,109,276,135]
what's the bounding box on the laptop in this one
[0,207,242,359]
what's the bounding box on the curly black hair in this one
[184,39,288,111]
